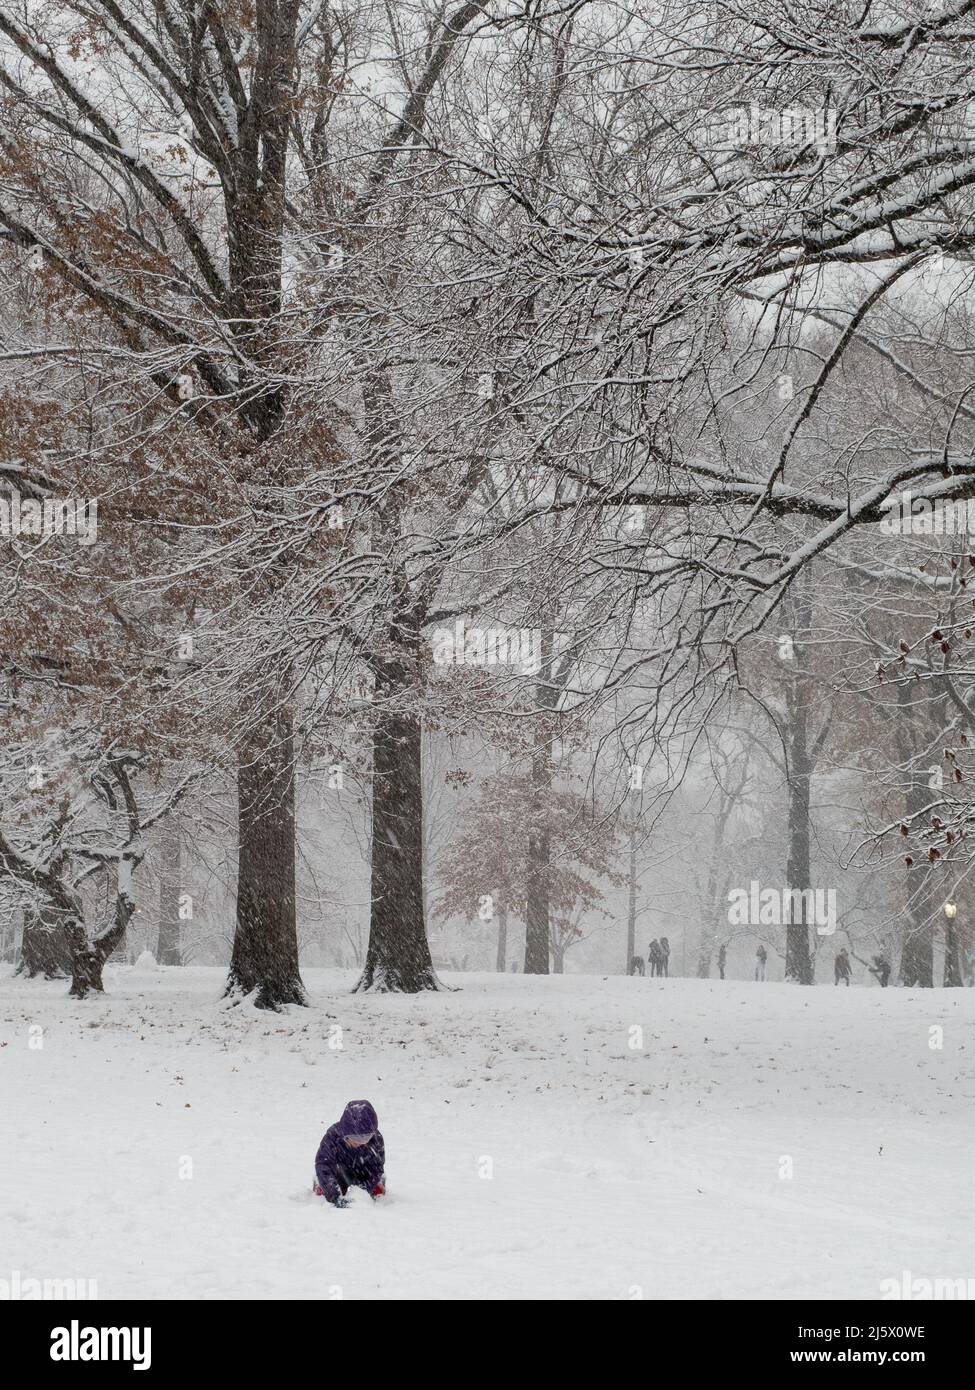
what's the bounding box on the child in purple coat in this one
[314,1100,386,1206]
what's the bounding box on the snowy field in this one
[1,966,973,1301]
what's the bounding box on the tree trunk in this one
[944,918,963,987]
[156,816,182,966]
[524,741,552,974]
[695,937,712,979]
[496,906,508,972]
[696,787,740,978]
[784,595,815,985]
[226,716,306,1009]
[525,633,555,975]
[67,868,137,999]
[67,924,106,998]
[626,826,637,972]
[356,669,438,993]
[355,360,438,993]
[900,767,936,988]
[1,908,19,964]
[784,747,814,984]
[696,853,726,980]
[17,907,72,979]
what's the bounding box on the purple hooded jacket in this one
[315,1100,385,1204]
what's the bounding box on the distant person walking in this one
[834,948,852,986]
[717,943,727,980]
[868,953,891,988]
[754,944,767,981]
[647,940,662,977]
[658,937,671,978]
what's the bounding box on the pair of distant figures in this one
[759,946,892,985]
[754,946,892,985]
[629,938,670,977]
[834,948,893,986]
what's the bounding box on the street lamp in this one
[944,901,958,920]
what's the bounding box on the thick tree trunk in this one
[784,600,815,985]
[156,816,182,966]
[696,791,739,978]
[625,826,637,973]
[696,859,727,980]
[67,871,136,999]
[525,633,555,975]
[226,717,306,1009]
[784,750,814,984]
[355,360,438,993]
[2,908,19,964]
[17,907,72,979]
[67,929,106,998]
[944,918,964,987]
[357,681,438,992]
[695,937,713,979]
[524,744,552,974]
[219,7,306,1011]
[496,907,508,972]
[901,770,936,988]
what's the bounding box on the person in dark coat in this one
[647,940,662,977]
[314,1100,386,1206]
[717,943,727,980]
[755,944,767,981]
[658,937,671,978]
[834,948,852,986]
[869,954,891,988]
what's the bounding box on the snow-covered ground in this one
[1,966,972,1300]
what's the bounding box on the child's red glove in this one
[371,1182,385,1199]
